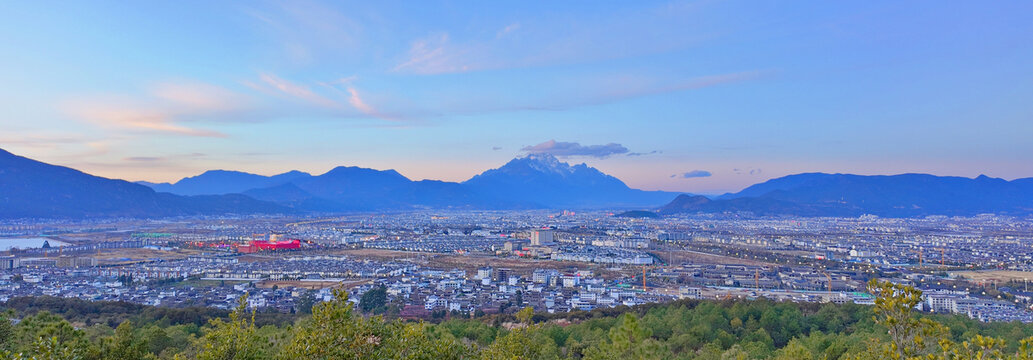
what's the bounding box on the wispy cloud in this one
[257,73,340,108]
[55,1,758,139]
[733,168,763,175]
[522,140,629,158]
[247,72,402,122]
[0,135,84,149]
[326,76,358,86]
[497,22,521,38]
[345,86,396,121]
[0,135,121,161]
[405,70,765,117]
[392,1,713,76]
[346,87,375,114]
[244,0,362,65]
[60,81,256,137]
[123,152,206,163]
[393,34,475,75]
[64,99,226,137]
[63,68,758,135]
[124,156,163,162]
[628,150,660,156]
[672,170,712,178]
[150,82,245,113]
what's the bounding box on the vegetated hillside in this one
[4,282,1033,359]
[0,148,287,219]
[0,295,296,329]
[660,173,1033,217]
[614,210,660,218]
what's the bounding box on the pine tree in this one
[194,293,262,360]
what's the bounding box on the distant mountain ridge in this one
[141,154,677,211]
[0,148,287,218]
[138,170,312,196]
[10,145,1030,219]
[661,172,1033,217]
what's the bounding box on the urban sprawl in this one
[3,211,1033,323]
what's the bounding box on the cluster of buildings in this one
[549,246,654,265]
[924,289,1033,322]
[4,211,1033,323]
[350,265,669,318]
[0,255,97,269]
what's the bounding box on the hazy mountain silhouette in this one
[0,148,287,218]
[9,147,1033,218]
[242,167,526,211]
[139,170,311,195]
[661,173,1033,217]
[141,154,677,210]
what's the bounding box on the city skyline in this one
[1,1,1031,193]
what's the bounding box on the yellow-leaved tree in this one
[279,288,467,360]
[478,306,561,360]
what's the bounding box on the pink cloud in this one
[258,73,341,108]
[61,81,252,137]
[150,82,247,112]
[345,86,398,122]
[346,87,375,115]
[393,34,475,75]
[64,101,226,137]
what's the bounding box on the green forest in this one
[4,280,1033,359]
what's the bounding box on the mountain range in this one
[139,170,312,196]
[4,146,1033,219]
[659,173,1033,217]
[136,153,678,211]
[0,148,286,218]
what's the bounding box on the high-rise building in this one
[531,229,554,246]
[476,267,493,280]
[495,268,512,283]
[532,269,559,284]
[0,255,15,270]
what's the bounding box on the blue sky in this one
[1,1,1031,194]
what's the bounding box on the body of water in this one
[0,237,68,251]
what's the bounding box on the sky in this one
[0,1,1031,194]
